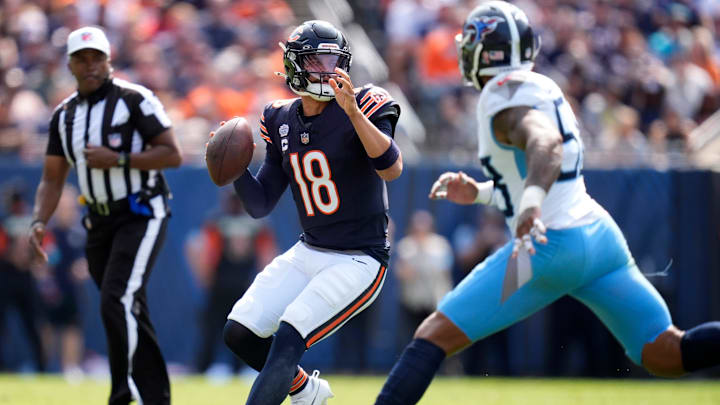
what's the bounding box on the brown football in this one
[205,117,254,186]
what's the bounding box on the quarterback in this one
[218,20,402,405]
[375,2,720,404]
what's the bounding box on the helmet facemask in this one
[283,47,352,101]
[279,21,353,102]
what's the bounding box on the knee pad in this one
[223,319,255,353]
[223,319,273,371]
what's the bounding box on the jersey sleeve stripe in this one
[358,91,374,109]
[260,123,268,133]
[260,133,272,143]
[364,98,391,118]
[360,100,378,115]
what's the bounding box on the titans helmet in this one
[280,20,352,101]
[456,1,541,90]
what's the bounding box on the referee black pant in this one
[85,207,170,405]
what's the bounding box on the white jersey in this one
[476,70,605,233]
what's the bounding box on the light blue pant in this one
[438,215,672,365]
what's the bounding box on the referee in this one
[29,26,181,405]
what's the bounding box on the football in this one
[205,117,254,186]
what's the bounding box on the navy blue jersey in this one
[260,84,400,261]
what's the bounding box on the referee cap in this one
[67,26,110,57]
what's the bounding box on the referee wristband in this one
[370,139,400,171]
[518,185,547,213]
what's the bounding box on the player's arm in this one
[329,68,402,181]
[232,150,289,219]
[494,106,562,248]
[30,155,71,262]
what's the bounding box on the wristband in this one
[473,180,494,205]
[370,139,400,170]
[30,219,45,229]
[518,185,547,213]
[117,151,130,168]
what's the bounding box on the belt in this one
[87,198,129,216]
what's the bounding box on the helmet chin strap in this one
[293,84,335,101]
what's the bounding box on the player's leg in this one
[103,215,170,405]
[641,320,720,376]
[223,242,311,371]
[246,246,387,405]
[376,232,582,405]
[568,215,684,376]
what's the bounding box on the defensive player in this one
[375,2,720,404]
[218,20,402,405]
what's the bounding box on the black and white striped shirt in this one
[47,77,172,212]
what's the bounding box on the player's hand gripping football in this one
[329,67,360,117]
[512,208,547,258]
[429,171,482,205]
[205,120,256,160]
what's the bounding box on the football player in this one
[218,20,402,405]
[375,2,720,404]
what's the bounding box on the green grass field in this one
[1,374,719,405]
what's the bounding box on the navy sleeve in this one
[373,116,394,139]
[232,152,289,218]
[46,109,64,156]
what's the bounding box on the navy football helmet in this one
[280,20,352,101]
[456,1,541,90]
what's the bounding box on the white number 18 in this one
[289,151,340,216]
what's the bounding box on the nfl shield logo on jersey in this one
[300,132,310,144]
[108,133,122,148]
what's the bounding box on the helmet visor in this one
[301,53,349,82]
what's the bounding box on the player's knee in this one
[414,311,471,356]
[642,326,685,378]
[223,319,255,355]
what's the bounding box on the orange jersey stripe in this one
[305,266,386,348]
[364,99,391,118]
[260,133,272,143]
[358,92,373,109]
[361,100,377,115]
[260,123,268,133]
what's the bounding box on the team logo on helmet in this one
[477,16,505,40]
[288,27,303,42]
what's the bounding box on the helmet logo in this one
[476,16,505,40]
[288,27,303,41]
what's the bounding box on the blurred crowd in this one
[362,0,720,167]
[1,0,720,167]
[0,0,295,164]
